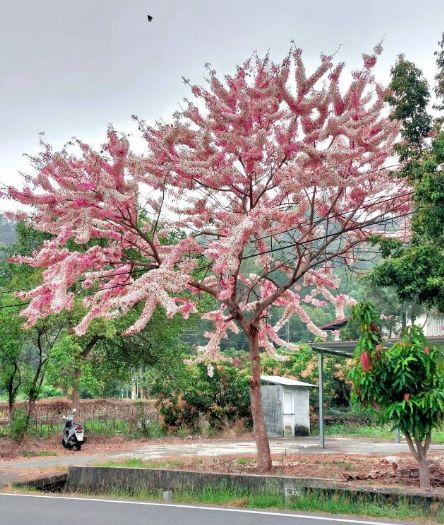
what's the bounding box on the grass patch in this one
[287,491,430,521]
[84,419,130,436]
[322,423,444,444]
[236,457,251,465]
[99,458,186,469]
[66,485,441,522]
[19,450,58,457]
[332,460,354,471]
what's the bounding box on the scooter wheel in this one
[74,443,82,451]
[62,439,69,449]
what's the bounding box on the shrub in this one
[9,408,28,442]
[157,363,252,432]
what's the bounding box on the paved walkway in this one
[2,436,444,487]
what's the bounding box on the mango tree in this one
[350,302,444,490]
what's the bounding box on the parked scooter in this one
[62,409,86,451]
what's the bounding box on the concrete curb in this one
[15,474,67,492]
[65,466,443,507]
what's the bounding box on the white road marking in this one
[0,493,404,525]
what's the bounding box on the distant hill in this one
[0,214,16,246]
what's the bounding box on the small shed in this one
[260,375,316,437]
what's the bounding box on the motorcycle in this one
[62,409,86,451]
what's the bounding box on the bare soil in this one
[0,435,143,460]
[0,433,247,461]
[130,452,444,491]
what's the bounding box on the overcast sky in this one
[1,0,443,210]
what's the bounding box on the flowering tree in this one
[7,45,409,471]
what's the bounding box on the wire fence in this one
[0,397,159,437]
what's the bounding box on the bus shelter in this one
[310,335,444,449]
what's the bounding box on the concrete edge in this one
[65,466,442,506]
[14,474,68,492]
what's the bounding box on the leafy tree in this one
[85,305,191,398]
[350,302,444,490]
[0,225,63,432]
[385,55,431,164]
[0,294,25,420]
[434,32,444,114]
[1,222,191,413]
[20,316,65,427]
[6,46,407,471]
[371,40,444,312]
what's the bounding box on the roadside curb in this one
[64,466,443,507]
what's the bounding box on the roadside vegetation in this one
[54,486,444,523]
[1,23,444,506]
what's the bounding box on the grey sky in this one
[1,0,443,210]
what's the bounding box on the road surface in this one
[0,494,411,525]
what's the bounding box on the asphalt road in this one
[0,494,409,525]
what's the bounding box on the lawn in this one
[322,423,444,443]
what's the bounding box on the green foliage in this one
[0,221,194,407]
[9,408,28,442]
[155,362,251,432]
[386,56,431,162]
[350,302,444,441]
[0,292,25,412]
[434,32,444,113]
[141,421,165,439]
[37,385,63,399]
[371,244,444,310]
[372,43,444,313]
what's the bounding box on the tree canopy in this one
[5,45,409,470]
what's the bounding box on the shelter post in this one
[318,352,325,449]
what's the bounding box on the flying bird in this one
[147,15,153,22]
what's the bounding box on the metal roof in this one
[311,336,444,358]
[261,375,316,388]
[319,318,349,331]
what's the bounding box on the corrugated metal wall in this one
[416,314,444,336]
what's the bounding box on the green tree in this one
[350,302,444,490]
[0,293,25,420]
[371,42,444,313]
[386,55,431,165]
[1,222,193,411]
[434,32,444,114]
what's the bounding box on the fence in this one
[0,398,159,437]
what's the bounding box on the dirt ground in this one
[0,433,245,461]
[2,434,444,491]
[0,435,207,462]
[128,452,444,491]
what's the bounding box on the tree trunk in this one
[401,302,407,332]
[418,458,431,490]
[247,328,272,472]
[7,368,18,424]
[8,397,14,423]
[71,367,81,414]
[71,336,101,415]
[405,432,432,491]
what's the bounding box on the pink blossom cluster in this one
[8,46,409,358]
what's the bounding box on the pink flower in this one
[80,182,95,191]
[3,44,407,356]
